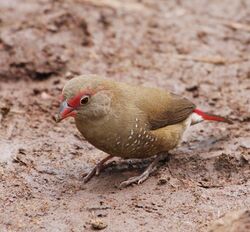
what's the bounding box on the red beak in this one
[55,100,76,122]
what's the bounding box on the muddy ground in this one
[0,0,249,231]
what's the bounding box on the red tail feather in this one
[194,109,232,124]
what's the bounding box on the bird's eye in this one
[80,95,89,105]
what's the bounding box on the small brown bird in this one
[56,75,232,187]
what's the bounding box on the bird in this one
[55,74,232,188]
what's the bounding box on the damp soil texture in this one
[0,0,250,231]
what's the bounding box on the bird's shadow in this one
[80,157,170,193]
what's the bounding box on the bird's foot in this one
[119,153,169,188]
[119,166,157,188]
[83,165,102,183]
[83,155,113,183]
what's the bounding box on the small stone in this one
[90,219,107,230]
[47,24,58,32]
[41,92,51,100]
[65,71,74,79]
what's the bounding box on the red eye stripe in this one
[67,92,84,107]
[67,86,107,108]
[67,89,94,107]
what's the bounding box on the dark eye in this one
[80,95,89,105]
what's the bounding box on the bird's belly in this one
[119,137,162,159]
[95,140,160,159]
[87,131,163,159]
[77,124,157,158]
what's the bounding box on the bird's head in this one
[55,75,114,123]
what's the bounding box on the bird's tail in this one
[191,108,233,125]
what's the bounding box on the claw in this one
[118,153,169,188]
[83,155,113,183]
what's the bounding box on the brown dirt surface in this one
[0,0,249,231]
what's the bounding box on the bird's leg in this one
[119,153,169,188]
[83,155,113,183]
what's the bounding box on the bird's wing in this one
[134,87,196,130]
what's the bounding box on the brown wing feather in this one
[132,86,196,130]
[149,94,195,129]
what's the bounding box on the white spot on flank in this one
[116,141,121,145]
[128,135,133,140]
[131,129,134,135]
[135,123,138,128]
[135,118,138,122]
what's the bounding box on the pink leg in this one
[83,155,113,183]
[119,153,169,188]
